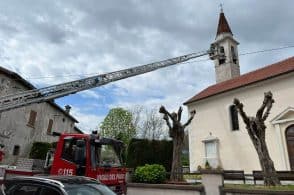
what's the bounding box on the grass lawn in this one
[183,174,201,180]
[224,184,294,191]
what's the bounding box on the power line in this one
[8,45,294,81]
[239,45,294,56]
[180,45,294,65]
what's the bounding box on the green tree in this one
[100,108,136,145]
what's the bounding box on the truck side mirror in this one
[74,140,86,166]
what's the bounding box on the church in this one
[184,10,294,173]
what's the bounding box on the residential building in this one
[0,66,79,164]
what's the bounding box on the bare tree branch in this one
[256,91,272,119]
[183,110,196,128]
[177,106,183,122]
[233,98,250,124]
[159,106,177,122]
[262,92,275,121]
[163,114,172,130]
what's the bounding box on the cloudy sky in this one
[0,0,293,133]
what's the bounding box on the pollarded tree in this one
[159,106,195,181]
[100,108,136,145]
[233,92,280,186]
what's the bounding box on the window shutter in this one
[27,110,37,127]
[47,119,53,134]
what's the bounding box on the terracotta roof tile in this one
[216,12,232,36]
[184,56,294,105]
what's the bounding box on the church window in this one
[27,110,37,127]
[230,105,239,131]
[231,46,237,64]
[219,46,225,64]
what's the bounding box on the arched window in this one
[229,105,239,131]
[286,125,294,170]
[219,46,225,65]
[231,46,237,64]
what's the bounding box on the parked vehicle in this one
[3,175,116,195]
[3,132,127,194]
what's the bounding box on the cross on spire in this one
[219,3,224,13]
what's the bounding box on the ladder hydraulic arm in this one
[0,44,223,112]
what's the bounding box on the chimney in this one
[65,105,71,113]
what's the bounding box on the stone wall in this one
[127,172,294,195]
[127,183,204,195]
[221,187,294,195]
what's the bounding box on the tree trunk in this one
[254,138,281,185]
[234,92,281,186]
[159,106,195,182]
[170,136,184,181]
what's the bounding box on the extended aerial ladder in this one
[0,44,223,112]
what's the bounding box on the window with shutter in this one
[47,119,53,134]
[27,110,37,127]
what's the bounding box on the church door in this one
[286,125,294,170]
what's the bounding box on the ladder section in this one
[0,44,223,112]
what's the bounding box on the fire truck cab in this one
[46,133,127,194]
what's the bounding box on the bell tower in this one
[212,8,240,83]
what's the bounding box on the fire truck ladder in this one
[0,44,223,112]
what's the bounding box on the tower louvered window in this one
[231,46,237,64]
[219,46,225,64]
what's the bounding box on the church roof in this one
[184,56,294,105]
[216,12,233,36]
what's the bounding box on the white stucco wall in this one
[187,72,294,173]
[0,73,76,164]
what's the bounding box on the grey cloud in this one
[0,0,293,129]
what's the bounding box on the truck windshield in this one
[91,144,122,168]
[65,183,116,195]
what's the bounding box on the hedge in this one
[126,138,173,172]
[134,164,166,183]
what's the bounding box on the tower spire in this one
[212,8,240,83]
[216,8,232,37]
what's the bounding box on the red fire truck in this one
[1,132,127,194]
[45,132,127,194]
